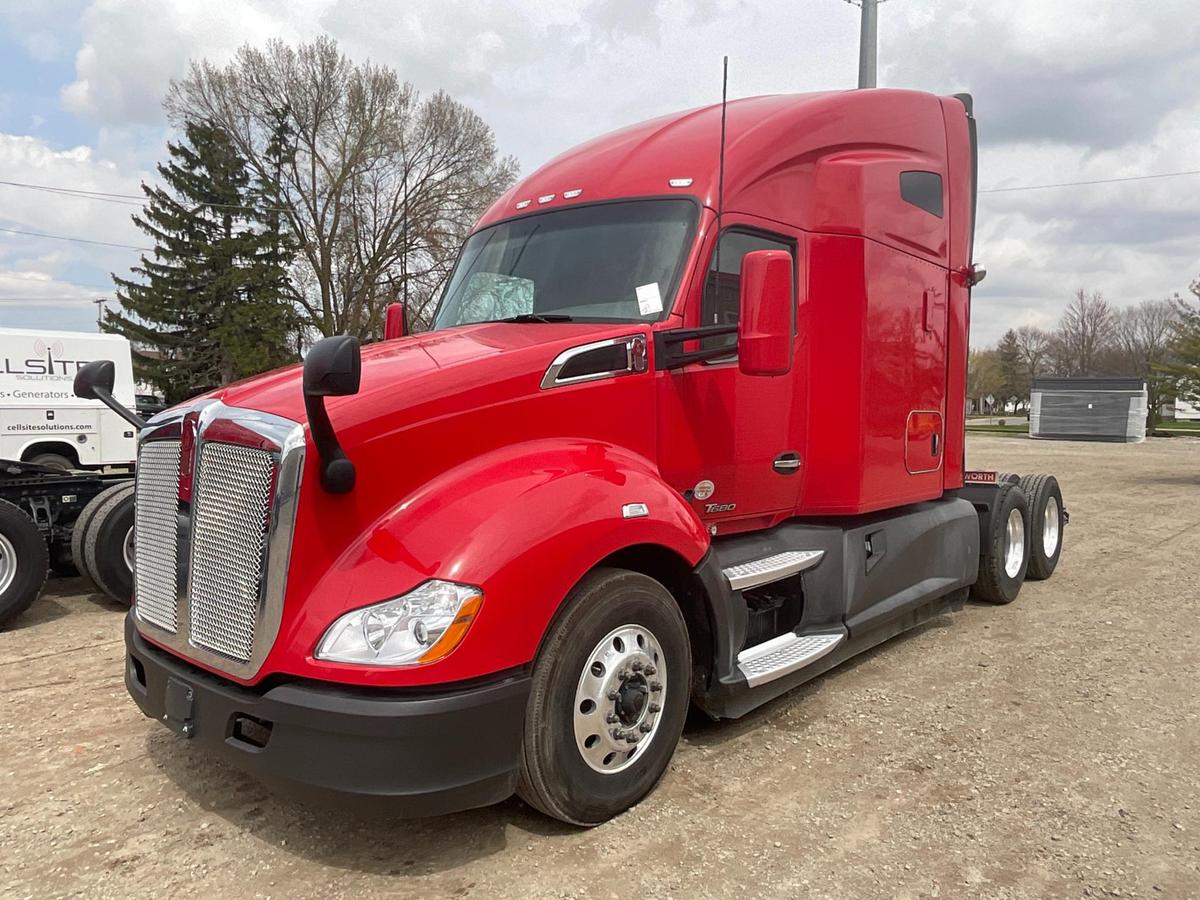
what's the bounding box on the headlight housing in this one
[314,580,483,666]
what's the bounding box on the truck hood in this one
[214,321,639,428]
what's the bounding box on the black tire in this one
[0,499,49,629]
[28,452,75,472]
[972,482,1030,605]
[518,568,691,825]
[71,482,133,585]
[84,487,136,605]
[1019,473,1064,580]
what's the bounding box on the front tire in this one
[518,568,691,825]
[972,482,1030,605]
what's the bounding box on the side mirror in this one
[303,335,361,493]
[738,250,794,376]
[73,359,144,428]
[384,301,408,340]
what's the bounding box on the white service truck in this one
[0,328,136,471]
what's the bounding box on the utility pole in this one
[857,0,879,89]
[93,297,107,331]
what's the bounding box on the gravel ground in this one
[2,434,1198,899]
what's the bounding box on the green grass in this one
[1157,420,1200,432]
[965,423,1030,434]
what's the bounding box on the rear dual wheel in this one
[1019,474,1064,580]
[71,482,135,604]
[972,482,1030,604]
[518,568,691,826]
[0,499,48,629]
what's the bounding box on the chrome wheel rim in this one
[122,525,135,572]
[0,533,16,595]
[1004,507,1025,579]
[1042,496,1060,558]
[573,624,666,774]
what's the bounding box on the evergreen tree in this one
[996,329,1027,411]
[1160,277,1200,404]
[106,120,299,403]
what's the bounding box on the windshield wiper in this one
[494,313,575,323]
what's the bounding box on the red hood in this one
[214,321,636,427]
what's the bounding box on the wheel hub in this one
[1004,506,1025,579]
[0,533,15,596]
[573,624,667,774]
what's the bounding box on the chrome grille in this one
[188,442,277,662]
[133,440,181,632]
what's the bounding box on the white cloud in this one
[0,0,1196,343]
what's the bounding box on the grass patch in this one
[965,423,1030,434]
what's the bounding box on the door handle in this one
[931,432,940,456]
[773,452,801,475]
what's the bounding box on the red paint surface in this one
[149,89,976,687]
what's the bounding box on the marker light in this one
[537,193,556,204]
[563,188,583,199]
[315,580,483,666]
[515,199,532,209]
[668,178,693,187]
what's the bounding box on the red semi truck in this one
[76,88,1066,825]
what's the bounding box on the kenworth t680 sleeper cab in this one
[76,88,1067,825]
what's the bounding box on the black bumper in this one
[124,615,531,817]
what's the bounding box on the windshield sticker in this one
[636,282,663,316]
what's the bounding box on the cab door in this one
[656,221,801,527]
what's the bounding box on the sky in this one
[0,0,1197,345]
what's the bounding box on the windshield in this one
[432,199,697,329]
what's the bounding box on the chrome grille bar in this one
[131,400,305,679]
[133,440,182,632]
[187,442,277,662]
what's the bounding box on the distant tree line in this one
[968,277,1200,430]
[106,36,518,403]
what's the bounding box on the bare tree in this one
[1014,325,1050,385]
[1053,289,1116,376]
[167,37,518,340]
[1114,299,1177,428]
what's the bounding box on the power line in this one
[0,225,151,251]
[0,177,290,213]
[980,169,1200,193]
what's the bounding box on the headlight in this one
[314,580,483,666]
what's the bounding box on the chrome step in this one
[722,549,824,591]
[736,630,845,688]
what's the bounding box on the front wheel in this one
[518,568,691,825]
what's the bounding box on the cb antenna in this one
[712,55,729,319]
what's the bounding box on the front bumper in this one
[124,615,531,817]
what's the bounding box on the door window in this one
[701,230,793,351]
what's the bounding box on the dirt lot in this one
[2,434,1198,899]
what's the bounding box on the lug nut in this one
[605,713,618,724]
[607,690,620,701]
[612,728,624,740]
[639,722,652,733]
[626,732,641,744]
[631,660,644,672]
[649,681,663,692]
[648,703,661,713]
[644,664,656,676]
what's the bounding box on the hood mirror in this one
[303,335,361,494]
[73,359,145,428]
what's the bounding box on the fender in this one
[282,438,711,687]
